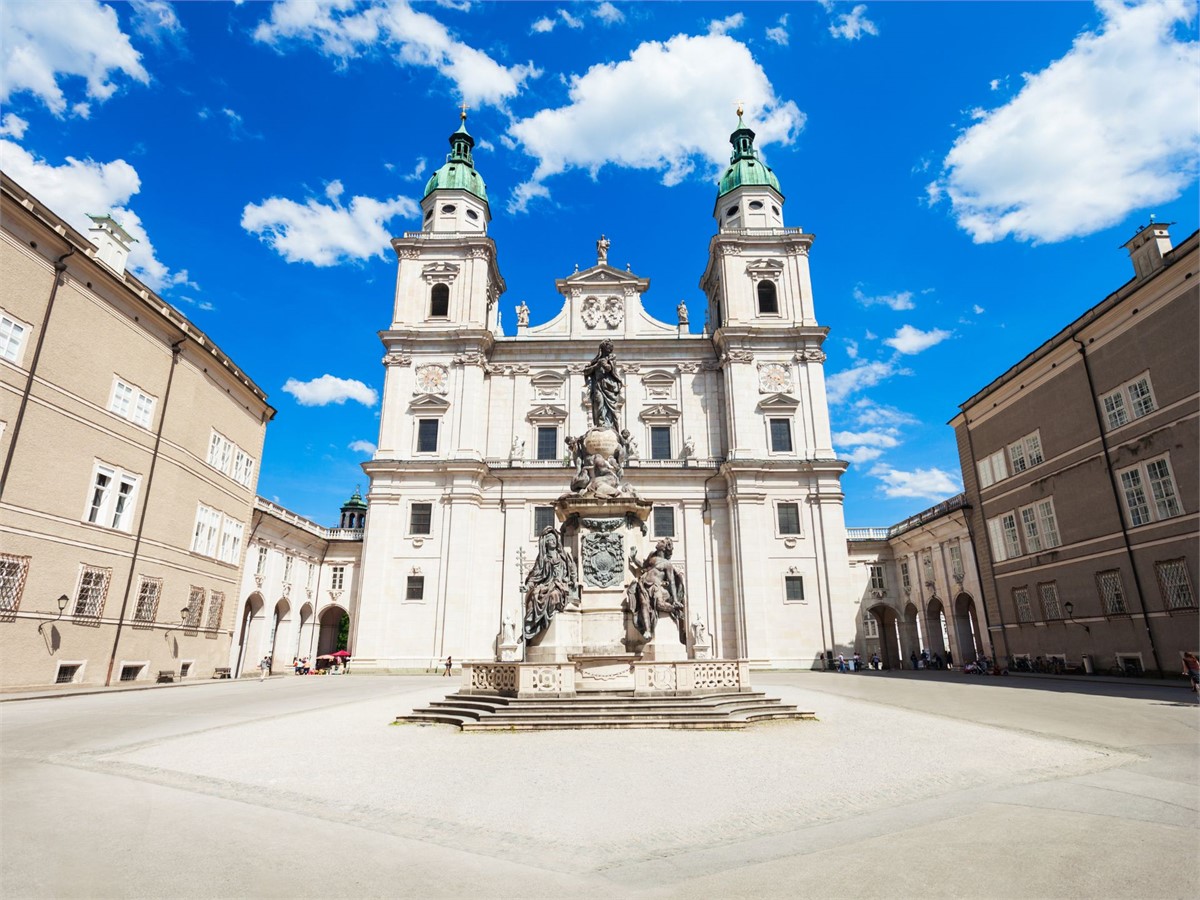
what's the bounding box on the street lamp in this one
[38,594,70,631]
[1064,601,1090,634]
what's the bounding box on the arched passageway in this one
[234,593,265,677]
[955,592,981,661]
[317,606,350,657]
[269,599,291,667]
[926,598,949,657]
[868,605,902,669]
[901,602,921,667]
[295,603,314,660]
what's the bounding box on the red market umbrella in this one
[330,650,351,658]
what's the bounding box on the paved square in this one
[2,673,1196,898]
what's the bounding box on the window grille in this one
[1038,582,1063,620]
[119,664,142,682]
[1013,587,1034,623]
[1096,570,1127,615]
[777,503,801,535]
[0,554,31,614]
[1155,559,1195,610]
[410,503,433,535]
[533,507,556,535]
[183,586,205,628]
[205,591,225,631]
[73,565,111,620]
[133,576,162,623]
[55,664,81,684]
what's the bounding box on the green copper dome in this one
[423,113,489,204]
[716,111,782,199]
[341,486,368,511]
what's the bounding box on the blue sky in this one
[2,0,1197,528]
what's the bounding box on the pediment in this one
[527,404,568,422]
[421,261,460,283]
[639,403,682,422]
[757,393,800,411]
[409,393,451,411]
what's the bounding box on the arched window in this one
[757,280,778,315]
[430,283,449,318]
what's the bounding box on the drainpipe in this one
[1071,336,1164,677]
[104,338,185,686]
[0,247,75,499]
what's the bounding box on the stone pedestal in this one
[691,640,713,660]
[573,654,636,692]
[556,494,651,657]
[499,640,522,662]
[524,608,581,663]
[640,621,688,661]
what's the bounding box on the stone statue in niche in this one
[583,339,622,430]
[682,436,696,458]
[691,613,708,645]
[522,526,580,642]
[516,301,530,327]
[626,538,687,643]
[510,435,525,460]
[502,609,519,645]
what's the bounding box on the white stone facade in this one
[349,119,854,672]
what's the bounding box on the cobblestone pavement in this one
[2,672,1196,899]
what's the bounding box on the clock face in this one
[416,365,448,394]
[759,363,790,393]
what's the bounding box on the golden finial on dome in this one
[736,100,744,118]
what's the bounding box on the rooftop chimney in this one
[1123,220,1173,281]
[87,214,136,275]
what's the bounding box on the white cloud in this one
[348,439,377,455]
[0,113,28,138]
[884,324,953,355]
[989,78,1001,91]
[594,2,624,25]
[506,32,804,211]
[253,0,539,109]
[766,15,789,46]
[833,430,900,449]
[1,0,149,115]
[845,446,884,464]
[0,140,177,289]
[708,13,745,36]
[169,268,200,291]
[931,0,1199,244]
[402,157,427,181]
[853,285,915,311]
[241,188,418,266]
[828,4,878,41]
[826,359,908,404]
[869,464,962,500]
[130,0,184,44]
[532,16,555,34]
[851,399,919,428]
[559,9,584,29]
[282,375,378,407]
[972,304,985,315]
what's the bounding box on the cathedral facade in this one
[350,113,855,671]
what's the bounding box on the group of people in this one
[910,649,952,670]
[834,652,882,672]
[292,657,311,675]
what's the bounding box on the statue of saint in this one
[620,428,639,459]
[690,613,708,645]
[583,339,622,430]
[682,435,696,458]
[626,538,686,643]
[502,609,519,645]
[522,526,580,641]
[516,301,530,327]
[596,234,610,264]
[510,435,525,460]
[677,300,689,325]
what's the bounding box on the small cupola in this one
[713,106,785,232]
[420,108,490,234]
[339,486,368,530]
[87,213,136,275]
[1123,219,1174,281]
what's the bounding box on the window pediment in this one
[527,404,568,423]
[640,369,676,400]
[639,403,681,423]
[745,259,784,282]
[409,393,450,412]
[757,393,800,412]
[421,262,460,284]
[530,370,566,401]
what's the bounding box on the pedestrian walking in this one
[259,655,271,682]
[853,651,862,672]
[443,655,452,677]
[1183,651,1200,693]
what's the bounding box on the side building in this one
[951,224,1198,676]
[0,174,275,688]
[230,492,365,677]
[846,494,988,669]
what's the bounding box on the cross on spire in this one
[459,102,469,120]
